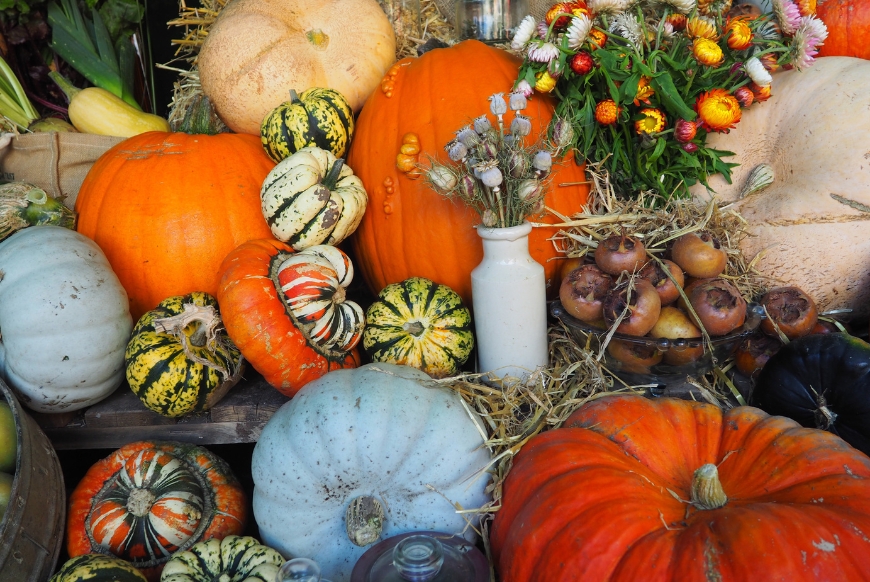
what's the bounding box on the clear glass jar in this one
[276,558,333,582]
[378,0,422,40]
[455,0,529,44]
[350,532,489,582]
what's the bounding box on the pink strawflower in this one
[791,15,829,70]
[772,0,802,36]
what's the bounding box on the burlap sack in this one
[0,132,123,209]
[434,0,550,26]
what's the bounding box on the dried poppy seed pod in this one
[551,116,574,150]
[508,151,529,178]
[489,93,507,117]
[445,139,468,162]
[478,163,503,188]
[482,209,498,227]
[509,91,528,111]
[533,151,553,176]
[456,126,479,148]
[473,115,493,135]
[511,114,532,137]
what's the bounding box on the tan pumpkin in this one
[197,0,396,135]
[691,57,870,319]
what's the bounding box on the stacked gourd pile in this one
[2,0,870,581]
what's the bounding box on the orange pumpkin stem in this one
[690,463,728,510]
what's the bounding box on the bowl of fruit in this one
[552,229,764,388]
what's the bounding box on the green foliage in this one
[515,2,813,205]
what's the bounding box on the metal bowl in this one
[549,300,764,388]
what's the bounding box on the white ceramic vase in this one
[471,221,548,383]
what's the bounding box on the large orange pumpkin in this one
[346,40,589,304]
[76,131,275,321]
[216,238,361,397]
[491,394,870,581]
[818,0,870,59]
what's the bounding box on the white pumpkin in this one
[691,57,870,318]
[0,226,133,412]
[261,146,368,250]
[251,363,493,582]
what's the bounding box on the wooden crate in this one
[32,372,288,450]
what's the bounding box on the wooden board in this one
[32,371,289,450]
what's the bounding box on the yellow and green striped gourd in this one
[49,554,148,582]
[261,87,354,163]
[363,277,474,378]
[125,292,243,417]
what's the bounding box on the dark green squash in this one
[125,292,244,417]
[49,554,148,582]
[750,333,870,456]
[362,277,474,379]
[260,88,355,163]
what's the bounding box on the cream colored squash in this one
[691,57,870,319]
[197,0,396,135]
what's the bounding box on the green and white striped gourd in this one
[125,292,244,417]
[49,554,148,582]
[363,277,474,378]
[260,146,367,250]
[261,88,354,162]
[160,535,285,582]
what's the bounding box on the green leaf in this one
[648,137,667,165]
[650,71,696,121]
[99,0,145,42]
[620,72,641,104]
[599,66,621,105]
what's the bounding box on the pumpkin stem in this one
[403,320,426,337]
[322,159,346,190]
[126,487,156,517]
[176,94,229,135]
[346,495,385,547]
[690,463,728,510]
[289,89,301,103]
[815,393,838,430]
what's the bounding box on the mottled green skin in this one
[49,554,148,582]
[160,535,284,582]
[260,88,354,163]
[363,277,474,378]
[125,292,242,417]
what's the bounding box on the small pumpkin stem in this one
[177,94,228,135]
[690,463,728,510]
[322,159,345,190]
[289,89,301,103]
[126,487,156,517]
[815,394,837,430]
[154,303,219,348]
[403,320,426,337]
[346,495,385,547]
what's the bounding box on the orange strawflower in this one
[595,99,621,125]
[686,16,719,40]
[749,82,772,102]
[634,108,667,134]
[693,38,724,66]
[588,28,608,48]
[696,88,742,132]
[634,77,655,105]
[796,0,816,16]
[760,52,779,73]
[725,18,753,50]
[698,0,733,15]
[666,13,687,31]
